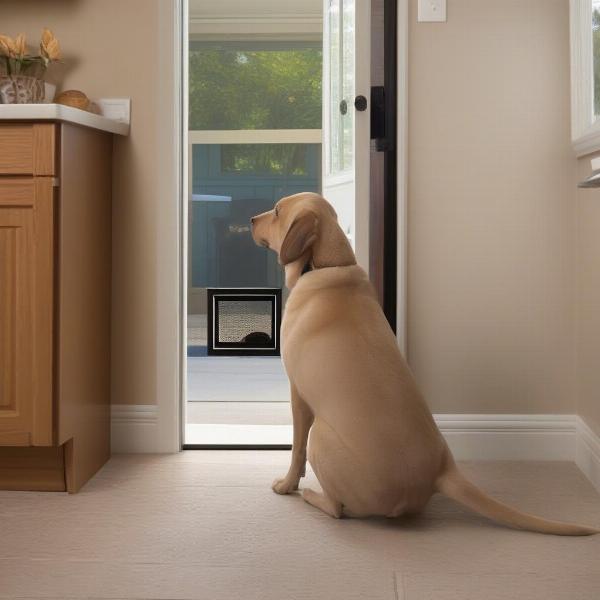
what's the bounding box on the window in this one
[189,42,322,130]
[188,40,323,294]
[594,1,600,116]
[570,0,600,154]
[185,33,323,445]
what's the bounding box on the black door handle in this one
[354,95,368,111]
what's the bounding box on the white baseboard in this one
[575,416,600,494]
[113,407,578,458]
[435,414,577,461]
[183,414,578,458]
[112,407,600,494]
[111,405,159,453]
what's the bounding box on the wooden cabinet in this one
[0,177,53,447]
[0,121,111,492]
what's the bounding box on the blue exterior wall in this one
[190,144,321,289]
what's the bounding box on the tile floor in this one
[2,453,599,599]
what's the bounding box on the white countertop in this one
[0,101,130,136]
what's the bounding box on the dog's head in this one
[251,192,356,288]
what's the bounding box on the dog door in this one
[207,288,282,356]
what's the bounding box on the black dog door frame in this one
[207,288,282,356]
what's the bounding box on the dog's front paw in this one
[271,476,299,495]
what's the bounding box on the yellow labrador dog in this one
[251,192,598,536]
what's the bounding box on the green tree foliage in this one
[189,45,322,130]
[221,144,312,176]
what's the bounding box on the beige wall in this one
[3,0,594,424]
[576,154,600,437]
[0,0,163,405]
[407,0,577,413]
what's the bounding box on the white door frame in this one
[149,0,409,453]
[321,0,371,273]
[151,0,186,452]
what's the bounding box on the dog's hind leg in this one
[302,418,345,518]
[272,384,314,495]
[302,488,342,518]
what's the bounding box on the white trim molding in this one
[188,129,322,145]
[571,121,600,157]
[190,14,322,26]
[436,414,577,461]
[150,0,184,453]
[113,408,600,494]
[111,405,159,453]
[570,0,600,156]
[189,13,322,40]
[576,416,600,494]
[120,409,576,459]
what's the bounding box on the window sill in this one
[573,123,600,157]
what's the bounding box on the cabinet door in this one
[0,178,54,446]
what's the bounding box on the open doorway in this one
[183,0,384,447]
[185,1,323,446]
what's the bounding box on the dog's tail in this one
[435,465,599,536]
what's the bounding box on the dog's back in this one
[282,264,447,515]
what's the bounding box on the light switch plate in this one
[418,0,446,22]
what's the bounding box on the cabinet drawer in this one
[0,123,56,176]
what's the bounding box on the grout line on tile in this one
[393,571,401,600]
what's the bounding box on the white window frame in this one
[189,14,322,42]
[188,130,321,145]
[570,0,600,155]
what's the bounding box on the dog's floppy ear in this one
[279,208,318,265]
